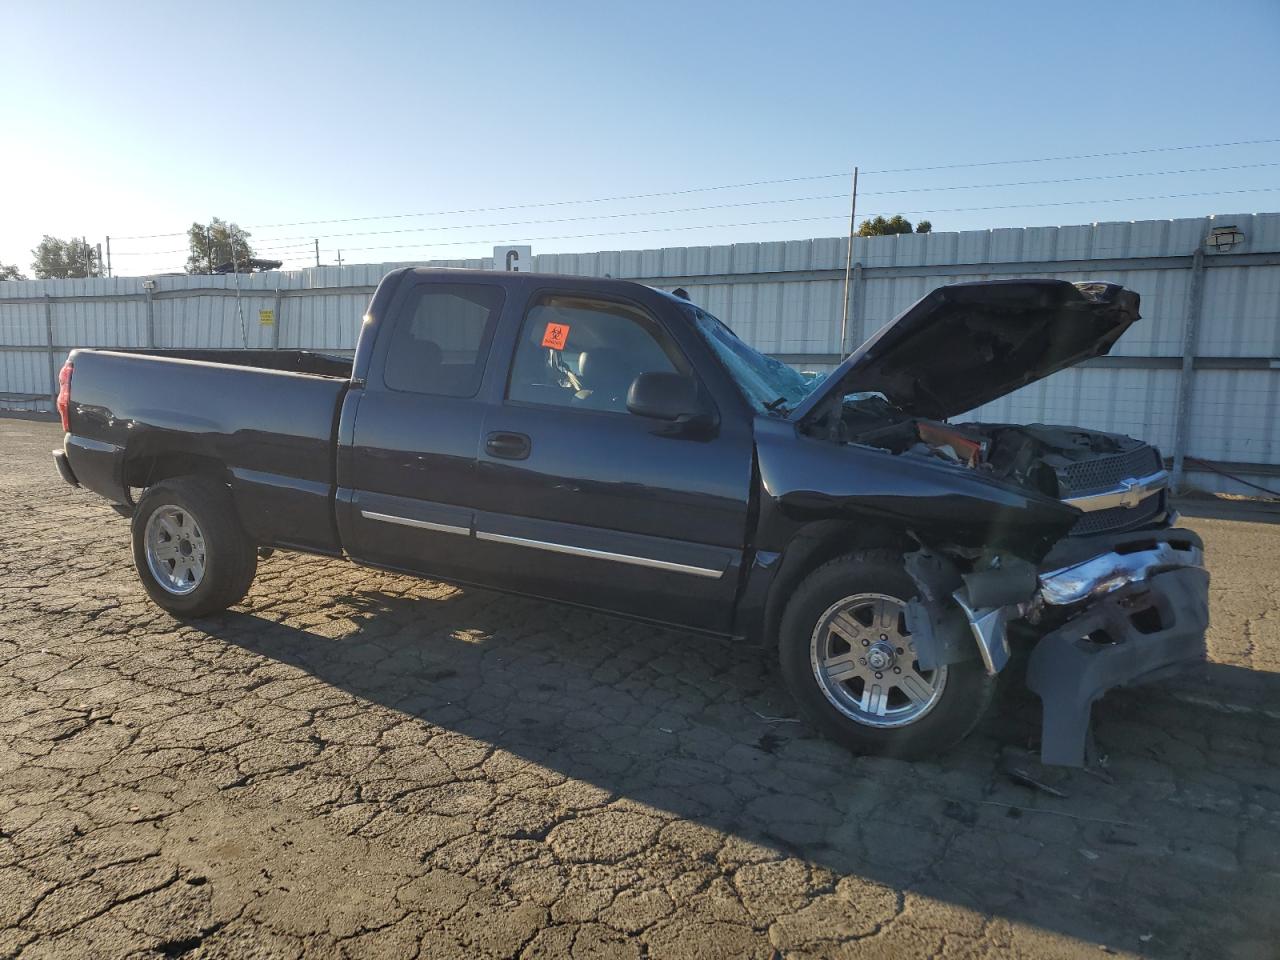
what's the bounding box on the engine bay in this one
[817,393,1159,502]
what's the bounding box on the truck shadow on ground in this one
[203,579,1280,956]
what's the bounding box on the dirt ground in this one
[2,414,1278,960]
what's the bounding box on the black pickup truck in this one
[53,268,1209,765]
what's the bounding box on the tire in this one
[778,550,995,760]
[130,476,257,617]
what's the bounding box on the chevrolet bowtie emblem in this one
[1116,477,1145,509]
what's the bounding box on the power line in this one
[319,186,1280,255]
[866,186,1280,219]
[115,165,1280,256]
[114,184,1280,260]
[249,194,847,245]
[256,137,1280,229]
[861,137,1280,175]
[243,159,1280,247]
[106,136,1280,239]
[106,174,851,241]
[113,241,318,257]
[862,160,1280,197]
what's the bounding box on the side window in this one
[507,295,683,413]
[383,283,504,397]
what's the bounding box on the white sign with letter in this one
[492,245,532,272]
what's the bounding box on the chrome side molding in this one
[360,510,470,537]
[474,531,725,579]
[359,509,726,579]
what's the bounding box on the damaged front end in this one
[754,278,1209,764]
[904,528,1209,767]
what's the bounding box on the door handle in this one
[485,431,531,460]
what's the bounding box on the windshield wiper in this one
[763,396,791,414]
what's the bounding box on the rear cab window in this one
[382,283,505,397]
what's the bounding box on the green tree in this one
[0,262,26,281]
[857,214,918,237]
[30,236,103,279]
[915,220,933,234]
[185,218,256,274]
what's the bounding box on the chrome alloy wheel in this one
[809,592,948,728]
[144,505,206,596]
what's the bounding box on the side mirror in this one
[626,372,712,428]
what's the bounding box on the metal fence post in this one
[44,294,57,405]
[1171,245,1207,493]
[272,288,283,350]
[144,282,156,348]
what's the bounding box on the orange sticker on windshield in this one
[541,322,570,350]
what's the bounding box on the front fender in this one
[753,417,1076,562]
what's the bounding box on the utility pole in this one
[336,250,343,269]
[230,234,248,348]
[839,167,859,359]
[206,226,214,274]
[105,236,112,278]
[314,239,320,268]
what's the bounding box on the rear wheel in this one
[131,477,257,617]
[779,551,995,759]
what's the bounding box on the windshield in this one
[685,304,822,415]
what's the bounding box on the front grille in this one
[1070,491,1164,536]
[1058,446,1161,496]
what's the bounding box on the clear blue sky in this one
[3,0,1278,275]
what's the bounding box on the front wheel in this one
[778,551,995,760]
[131,477,257,617]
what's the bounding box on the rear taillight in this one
[57,360,73,432]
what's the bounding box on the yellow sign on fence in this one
[258,309,274,325]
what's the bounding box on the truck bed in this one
[62,349,351,554]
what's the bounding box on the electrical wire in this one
[305,186,1280,255]
[860,160,1280,197]
[249,194,848,244]
[113,184,1280,258]
[311,215,848,253]
[861,137,1280,176]
[253,137,1280,229]
[113,242,316,257]
[857,185,1280,220]
[238,160,1280,247]
[106,136,1280,239]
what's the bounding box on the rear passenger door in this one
[469,290,754,633]
[339,277,505,580]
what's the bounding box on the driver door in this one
[469,290,754,633]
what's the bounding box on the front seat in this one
[576,347,635,412]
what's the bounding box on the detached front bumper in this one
[1025,528,1209,766]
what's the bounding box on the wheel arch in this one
[123,449,233,501]
[760,516,912,647]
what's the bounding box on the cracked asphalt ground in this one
[2,416,1279,959]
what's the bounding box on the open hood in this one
[793,279,1141,422]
